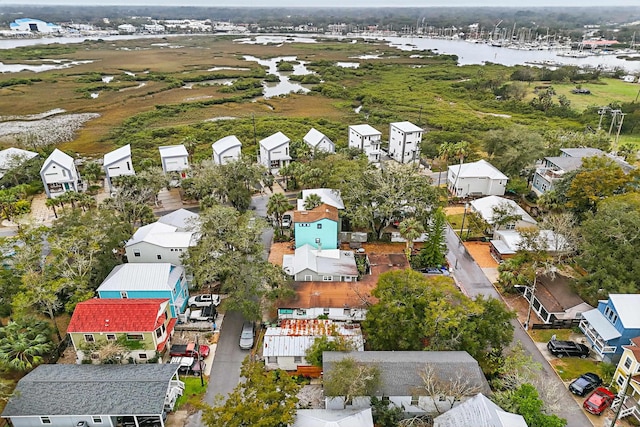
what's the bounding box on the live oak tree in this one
[492,383,566,427]
[323,357,381,409]
[203,358,300,427]
[483,125,544,177]
[305,335,354,367]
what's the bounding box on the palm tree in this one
[82,161,103,188]
[0,320,54,372]
[303,193,323,210]
[437,142,455,187]
[398,217,425,260]
[450,140,471,197]
[45,197,58,219]
[267,193,292,231]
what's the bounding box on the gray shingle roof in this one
[2,364,180,417]
[323,351,490,397]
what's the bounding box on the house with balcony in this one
[348,124,381,164]
[388,121,423,164]
[67,298,176,363]
[1,364,184,427]
[103,144,135,190]
[40,149,81,198]
[294,204,339,250]
[97,263,189,317]
[212,135,242,165]
[159,145,189,178]
[304,128,335,154]
[259,131,291,174]
[579,294,640,363]
[447,160,508,198]
[610,336,640,423]
[282,244,358,282]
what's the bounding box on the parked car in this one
[239,322,255,350]
[569,372,602,396]
[282,214,292,228]
[189,305,217,322]
[583,387,615,415]
[171,356,206,376]
[188,294,221,308]
[547,340,590,358]
[170,341,210,359]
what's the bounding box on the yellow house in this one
[612,336,640,422]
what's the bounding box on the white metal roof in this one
[349,124,381,136]
[158,145,188,159]
[390,121,423,133]
[297,188,344,210]
[448,159,508,180]
[212,135,242,154]
[434,393,527,427]
[294,409,374,427]
[582,309,622,341]
[303,128,331,147]
[470,196,536,226]
[260,131,290,150]
[40,149,75,173]
[103,144,131,167]
[609,294,640,328]
[97,263,183,292]
[157,209,199,231]
[0,147,38,173]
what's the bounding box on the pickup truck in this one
[170,356,206,375]
[189,305,216,322]
[188,294,221,308]
[169,341,210,359]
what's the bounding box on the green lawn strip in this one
[528,329,573,343]
[175,376,208,410]
[552,357,603,382]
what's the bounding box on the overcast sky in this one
[7,0,640,6]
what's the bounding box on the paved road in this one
[445,224,590,427]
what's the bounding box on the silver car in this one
[239,322,255,350]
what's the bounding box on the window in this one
[344,308,351,316]
[304,275,312,281]
[92,417,102,424]
[84,334,95,342]
[605,306,618,324]
[270,160,280,168]
[617,375,625,386]
[382,396,390,403]
[120,291,128,299]
[267,357,277,364]
[106,334,117,341]
[126,333,144,341]
[317,224,322,229]
[157,254,162,260]
[294,356,302,363]
[133,250,141,257]
[411,396,419,406]
[296,309,307,316]
[40,417,51,424]
[139,353,148,359]
[156,327,163,338]
[323,308,330,315]
[322,276,333,281]
[625,357,633,369]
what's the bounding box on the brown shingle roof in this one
[293,203,339,223]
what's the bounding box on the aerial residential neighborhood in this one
[1,4,640,427]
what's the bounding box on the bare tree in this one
[416,364,483,414]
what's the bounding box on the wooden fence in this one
[532,319,580,330]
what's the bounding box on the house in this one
[348,124,381,164]
[610,336,640,423]
[580,294,640,363]
[297,188,344,211]
[125,210,199,265]
[518,273,593,325]
[263,319,364,371]
[159,145,189,177]
[103,144,135,190]
[259,131,291,174]
[447,160,508,197]
[97,263,189,317]
[294,204,339,250]
[212,135,242,165]
[293,408,373,427]
[0,147,38,179]
[434,393,528,427]
[67,298,176,363]
[469,195,537,233]
[388,121,423,164]
[40,149,81,198]
[323,351,491,413]
[282,244,359,282]
[489,229,570,262]
[1,364,184,427]
[531,147,634,196]
[304,128,335,153]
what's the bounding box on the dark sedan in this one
[569,372,602,396]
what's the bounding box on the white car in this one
[188,294,221,308]
[282,214,292,228]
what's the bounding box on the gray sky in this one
[8,0,640,6]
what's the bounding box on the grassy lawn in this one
[175,376,208,411]
[550,357,603,382]
[529,329,573,343]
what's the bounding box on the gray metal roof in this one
[323,351,491,397]
[2,364,180,417]
[434,393,527,427]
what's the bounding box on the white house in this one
[348,124,381,164]
[447,159,508,197]
[303,128,335,153]
[159,145,189,177]
[40,149,81,198]
[282,244,359,282]
[118,24,137,33]
[0,147,38,179]
[388,121,423,164]
[259,132,291,174]
[434,393,528,427]
[293,409,373,427]
[489,229,570,262]
[10,18,62,33]
[212,135,242,165]
[103,144,135,190]
[469,195,537,233]
[263,319,364,371]
[296,188,344,211]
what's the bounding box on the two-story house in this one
[259,131,291,174]
[97,263,189,317]
[447,159,508,197]
[40,149,81,198]
[388,121,423,164]
[610,336,640,423]
[212,135,242,165]
[67,298,176,363]
[159,145,189,178]
[103,144,135,190]
[294,204,339,250]
[303,128,335,153]
[282,244,358,282]
[348,124,381,164]
[580,294,640,363]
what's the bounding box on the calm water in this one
[242,55,313,98]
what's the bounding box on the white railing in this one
[579,321,615,353]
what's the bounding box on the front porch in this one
[612,395,640,423]
[579,318,618,357]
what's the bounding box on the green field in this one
[552,78,640,111]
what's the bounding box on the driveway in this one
[444,224,592,427]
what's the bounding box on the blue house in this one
[97,263,189,317]
[579,294,640,363]
[294,204,339,250]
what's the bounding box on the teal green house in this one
[294,204,339,250]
